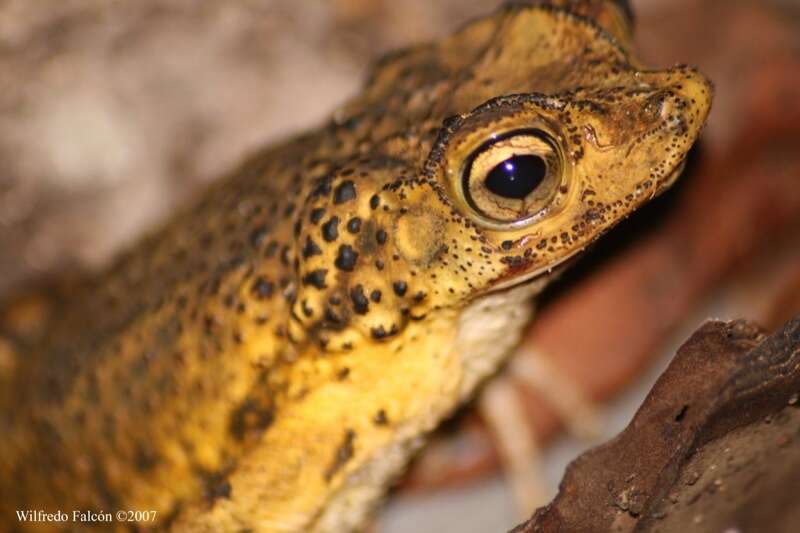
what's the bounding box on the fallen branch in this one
[512,315,800,532]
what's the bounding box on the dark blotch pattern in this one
[322,217,340,242]
[347,217,362,234]
[303,269,328,289]
[335,245,358,271]
[324,429,356,481]
[333,180,356,204]
[302,236,323,258]
[310,208,326,224]
[350,285,369,315]
[251,277,274,299]
[392,281,408,297]
[229,398,274,442]
[203,473,232,506]
[371,324,398,340]
[373,410,388,425]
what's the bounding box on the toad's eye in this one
[462,129,564,226]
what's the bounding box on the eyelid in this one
[467,134,552,180]
[457,128,567,228]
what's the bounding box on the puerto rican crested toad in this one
[0,1,712,531]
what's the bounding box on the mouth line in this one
[646,155,688,202]
[486,247,581,293]
[663,157,688,188]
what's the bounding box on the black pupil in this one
[484,155,545,199]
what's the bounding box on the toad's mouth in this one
[658,156,688,193]
[487,248,578,294]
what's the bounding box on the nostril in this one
[648,92,693,135]
[659,97,692,135]
[642,93,666,122]
[670,115,689,136]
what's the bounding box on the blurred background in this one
[1,0,799,531]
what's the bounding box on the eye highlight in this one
[461,129,564,226]
[484,154,546,199]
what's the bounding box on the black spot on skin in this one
[334,180,356,204]
[370,290,382,303]
[371,324,398,340]
[375,259,385,271]
[373,410,388,426]
[249,225,269,248]
[229,398,274,442]
[301,300,314,317]
[302,236,322,258]
[337,367,350,380]
[322,217,340,242]
[376,229,388,245]
[310,208,326,224]
[347,217,362,234]
[335,245,358,271]
[350,285,369,314]
[312,174,333,197]
[203,472,232,506]
[370,194,380,209]
[324,429,356,482]
[501,240,514,251]
[324,307,343,326]
[302,269,328,289]
[251,277,274,299]
[393,281,408,297]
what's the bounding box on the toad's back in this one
[0,2,712,532]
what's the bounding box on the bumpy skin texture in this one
[0,2,711,532]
